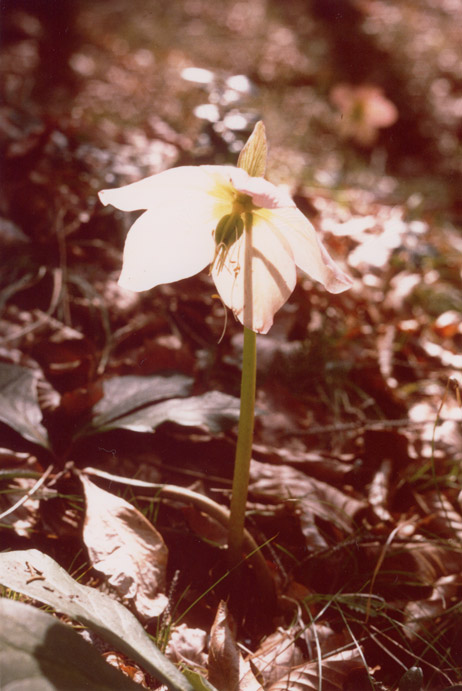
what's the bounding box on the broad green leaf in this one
[80,373,193,436]
[0,362,50,449]
[91,390,241,435]
[0,598,143,690]
[237,121,267,177]
[0,549,198,691]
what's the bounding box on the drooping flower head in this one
[99,122,352,334]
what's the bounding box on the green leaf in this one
[79,372,193,437]
[237,120,267,177]
[184,668,219,691]
[0,550,198,691]
[92,390,241,435]
[0,363,50,449]
[0,598,143,690]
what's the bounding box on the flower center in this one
[211,193,256,274]
[231,193,254,216]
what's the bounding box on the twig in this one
[0,464,54,521]
[291,417,432,437]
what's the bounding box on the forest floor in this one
[1,1,462,689]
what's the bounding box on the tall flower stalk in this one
[227,123,264,566]
[227,323,256,565]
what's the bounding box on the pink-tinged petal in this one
[257,207,353,293]
[229,168,295,209]
[99,166,220,212]
[118,195,217,291]
[201,165,295,210]
[212,216,297,334]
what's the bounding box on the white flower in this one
[99,164,352,334]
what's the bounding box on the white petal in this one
[118,198,217,291]
[257,207,353,293]
[99,166,221,212]
[212,217,297,334]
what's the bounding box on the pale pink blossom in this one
[99,165,352,334]
[330,83,398,146]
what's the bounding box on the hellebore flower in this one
[99,149,352,334]
[330,83,398,146]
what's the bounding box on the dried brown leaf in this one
[377,324,397,388]
[252,443,353,485]
[166,623,208,668]
[80,474,168,619]
[368,459,393,522]
[250,627,303,686]
[301,624,352,662]
[249,461,366,548]
[266,648,364,691]
[208,601,260,691]
[363,534,462,596]
[419,490,462,540]
[404,573,462,643]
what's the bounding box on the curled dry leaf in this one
[368,459,393,523]
[166,623,208,668]
[208,601,260,691]
[250,626,303,687]
[419,490,462,540]
[266,648,364,691]
[301,623,350,661]
[362,534,462,595]
[404,573,462,643]
[80,474,168,619]
[249,461,366,549]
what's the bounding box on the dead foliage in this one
[1,1,462,689]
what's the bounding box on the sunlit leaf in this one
[251,626,303,686]
[83,372,193,434]
[404,573,462,646]
[166,624,207,667]
[89,390,241,435]
[267,649,363,691]
[81,474,168,619]
[0,598,143,691]
[0,549,197,691]
[0,362,50,449]
[249,460,366,549]
[368,459,393,522]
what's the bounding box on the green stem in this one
[227,211,257,566]
[227,325,257,565]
